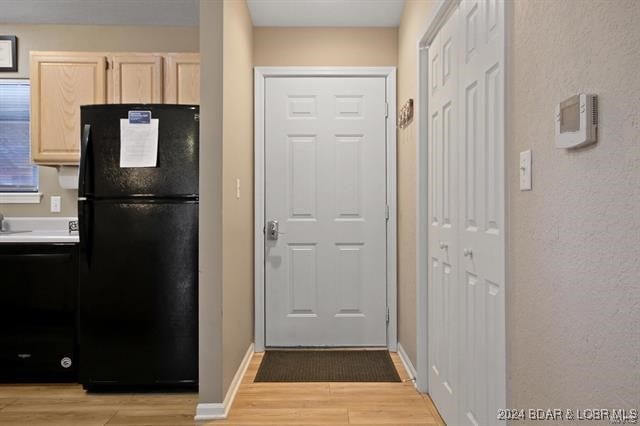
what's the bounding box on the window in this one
[0,79,38,192]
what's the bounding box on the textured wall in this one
[508,0,640,417]
[0,23,198,218]
[253,27,397,66]
[221,0,254,395]
[198,0,224,404]
[396,0,437,367]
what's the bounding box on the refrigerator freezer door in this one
[80,104,199,199]
[78,199,198,387]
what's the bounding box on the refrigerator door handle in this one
[79,124,91,198]
[79,201,92,263]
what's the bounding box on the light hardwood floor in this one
[0,353,444,425]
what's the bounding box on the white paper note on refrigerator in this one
[119,119,159,168]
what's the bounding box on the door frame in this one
[415,0,509,395]
[254,67,397,352]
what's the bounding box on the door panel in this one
[265,77,387,347]
[78,200,198,386]
[30,52,106,164]
[80,105,199,198]
[427,7,461,425]
[110,54,163,103]
[164,53,200,105]
[459,0,506,424]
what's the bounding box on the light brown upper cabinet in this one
[30,51,199,164]
[30,52,107,164]
[164,53,200,104]
[109,54,163,104]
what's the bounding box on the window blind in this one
[0,80,38,192]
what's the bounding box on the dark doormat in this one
[254,350,401,382]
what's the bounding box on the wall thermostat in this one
[555,94,598,149]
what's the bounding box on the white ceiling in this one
[0,0,405,28]
[0,0,199,27]
[247,0,405,27]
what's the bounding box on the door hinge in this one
[385,204,390,221]
[385,101,389,118]
[386,307,390,324]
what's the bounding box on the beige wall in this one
[199,0,254,405]
[0,167,76,217]
[253,27,397,66]
[221,0,254,394]
[0,23,198,218]
[198,0,224,404]
[508,0,640,414]
[396,0,436,367]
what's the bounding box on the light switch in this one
[50,196,62,213]
[236,179,241,199]
[519,150,532,191]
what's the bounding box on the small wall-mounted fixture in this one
[57,166,79,190]
[398,99,414,129]
[555,93,598,149]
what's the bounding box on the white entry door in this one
[264,76,388,347]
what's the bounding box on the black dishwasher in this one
[0,243,78,382]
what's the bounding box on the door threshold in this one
[265,346,389,351]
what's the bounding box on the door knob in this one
[439,241,448,250]
[267,220,285,240]
[463,248,473,257]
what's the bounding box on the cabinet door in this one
[30,52,107,164]
[164,53,200,104]
[110,54,163,103]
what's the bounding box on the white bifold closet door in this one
[428,1,506,425]
[427,5,462,425]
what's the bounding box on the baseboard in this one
[194,343,254,421]
[397,342,417,386]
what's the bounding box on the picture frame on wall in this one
[0,36,18,72]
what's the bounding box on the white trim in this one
[0,192,42,204]
[418,0,460,48]
[504,0,513,411]
[254,68,266,352]
[385,67,398,352]
[397,342,417,387]
[254,66,397,351]
[254,66,398,78]
[415,37,430,395]
[194,343,254,421]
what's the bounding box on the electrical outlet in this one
[519,150,532,191]
[50,196,61,213]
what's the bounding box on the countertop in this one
[0,217,79,244]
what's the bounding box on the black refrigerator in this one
[78,104,198,390]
